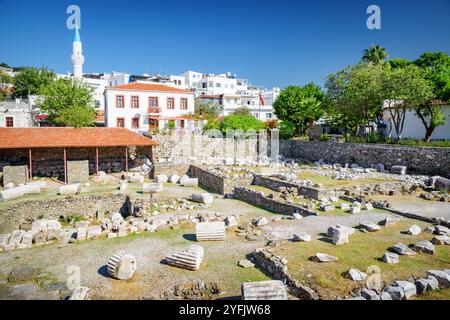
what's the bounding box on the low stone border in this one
[233,187,317,217]
[188,165,228,195]
[251,246,319,300]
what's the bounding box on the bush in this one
[203,118,220,132]
[219,115,266,135]
[166,120,175,129]
[277,120,296,140]
[319,133,331,141]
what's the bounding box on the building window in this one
[116,95,125,108]
[116,118,125,127]
[181,98,188,110]
[216,83,221,88]
[266,113,273,119]
[167,97,175,109]
[209,81,214,87]
[131,96,139,108]
[148,97,159,113]
[131,117,140,129]
[5,117,14,127]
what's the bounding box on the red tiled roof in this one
[0,127,158,149]
[109,82,194,94]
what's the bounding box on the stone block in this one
[165,244,204,271]
[241,280,287,300]
[107,251,137,280]
[67,160,89,184]
[196,222,226,241]
[2,165,28,187]
[59,184,79,196]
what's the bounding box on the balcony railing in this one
[148,107,161,114]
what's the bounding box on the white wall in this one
[384,106,450,140]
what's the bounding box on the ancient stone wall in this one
[2,165,28,186]
[0,194,136,231]
[67,160,89,184]
[279,140,450,178]
[251,247,319,300]
[188,165,227,195]
[252,175,328,200]
[233,187,316,216]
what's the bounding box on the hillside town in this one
[0,2,449,305]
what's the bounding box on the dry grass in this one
[273,219,450,299]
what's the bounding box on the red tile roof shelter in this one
[0,127,158,184]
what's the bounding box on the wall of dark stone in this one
[279,140,450,178]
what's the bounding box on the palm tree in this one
[362,45,389,64]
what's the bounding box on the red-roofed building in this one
[105,82,199,132]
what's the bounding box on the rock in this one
[293,231,311,242]
[435,225,450,236]
[119,182,128,192]
[0,234,10,248]
[320,205,333,212]
[347,269,367,282]
[252,217,268,226]
[241,280,288,300]
[107,251,137,280]
[379,292,393,300]
[407,225,421,236]
[59,184,79,195]
[155,175,168,183]
[46,220,61,231]
[87,226,102,239]
[379,216,399,226]
[426,270,450,288]
[46,230,62,241]
[393,280,416,299]
[350,206,361,214]
[431,235,450,245]
[68,287,91,300]
[415,276,439,294]
[20,231,34,246]
[332,228,349,246]
[76,227,87,240]
[191,193,214,205]
[364,203,374,211]
[165,244,204,271]
[224,216,238,227]
[128,175,144,183]
[196,222,226,241]
[31,220,48,231]
[9,230,25,245]
[382,252,399,264]
[383,286,405,300]
[423,226,435,234]
[179,175,199,187]
[238,260,255,268]
[339,203,350,210]
[391,165,407,175]
[391,242,416,256]
[359,221,380,232]
[168,174,180,183]
[0,187,24,202]
[8,266,37,283]
[360,288,380,300]
[33,231,47,244]
[311,252,338,263]
[413,240,435,254]
[327,225,355,238]
[292,213,303,220]
[143,183,163,193]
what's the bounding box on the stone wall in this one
[187,165,227,195]
[153,132,260,164]
[2,165,28,186]
[233,187,316,216]
[252,175,328,200]
[279,140,450,178]
[0,194,137,232]
[251,247,319,300]
[67,160,89,184]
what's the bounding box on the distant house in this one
[0,99,35,128]
[104,82,200,133]
[383,100,450,140]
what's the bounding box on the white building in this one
[383,100,450,140]
[104,82,197,133]
[0,99,35,128]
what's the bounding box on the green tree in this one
[0,71,13,99]
[362,45,389,64]
[273,83,325,135]
[38,78,95,128]
[194,98,221,119]
[382,65,433,139]
[13,67,55,97]
[413,52,450,141]
[218,115,266,135]
[387,58,411,69]
[232,106,252,116]
[277,120,296,140]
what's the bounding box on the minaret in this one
[71,26,84,79]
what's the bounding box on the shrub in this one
[219,115,266,135]
[277,120,296,140]
[319,133,331,141]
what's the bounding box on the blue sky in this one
[0,0,449,88]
